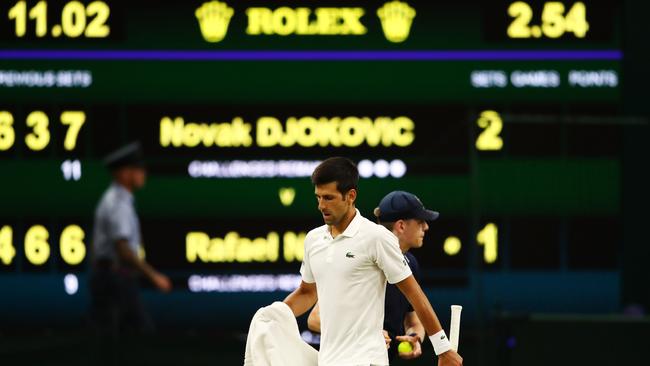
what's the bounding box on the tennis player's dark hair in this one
[311,157,359,196]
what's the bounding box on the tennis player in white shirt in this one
[284,157,462,366]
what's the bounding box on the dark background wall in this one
[622,0,650,312]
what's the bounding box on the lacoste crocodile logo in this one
[346,252,355,258]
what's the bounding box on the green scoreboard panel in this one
[0,0,629,323]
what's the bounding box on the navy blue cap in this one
[103,142,145,170]
[375,191,439,222]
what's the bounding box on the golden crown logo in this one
[377,1,416,43]
[195,1,234,43]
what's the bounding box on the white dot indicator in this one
[64,273,79,295]
[358,159,374,178]
[389,160,407,178]
[374,160,390,178]
[358,159,408,179]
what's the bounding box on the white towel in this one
[243,301,318,366]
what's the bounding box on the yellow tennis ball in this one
[398,341,413,354]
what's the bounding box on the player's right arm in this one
[115,239,171,292]
[373,227,461,365]
[283,281,317,317]
[396,276,462,366]
[285,230,319,317]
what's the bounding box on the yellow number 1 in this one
[60,111,86,150]
[477,223,498,264]
[8,1,27,37]
[28,0,47,37]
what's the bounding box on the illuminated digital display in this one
[7,1,111,39]
[0,102,624,283]
[483,0,617,41]
[0,109,86,152]
[0,0,124,41]
[506,2,590,39]
[0,1,626,300]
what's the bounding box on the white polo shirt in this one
[300,209,412,366]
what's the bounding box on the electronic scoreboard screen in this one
[0,0,632,326]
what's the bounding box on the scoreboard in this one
[0,0,631,325]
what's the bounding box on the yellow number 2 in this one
[25,111,51,151]
[476,110,503,151]
[507,2,532,38]
[0,226,17,265]
[60,111,86,150]
[85,1,111,38]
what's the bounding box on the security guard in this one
[89,142,171,334]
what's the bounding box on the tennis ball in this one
[397,341,413,354]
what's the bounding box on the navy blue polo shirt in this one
[384,251,420,360]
